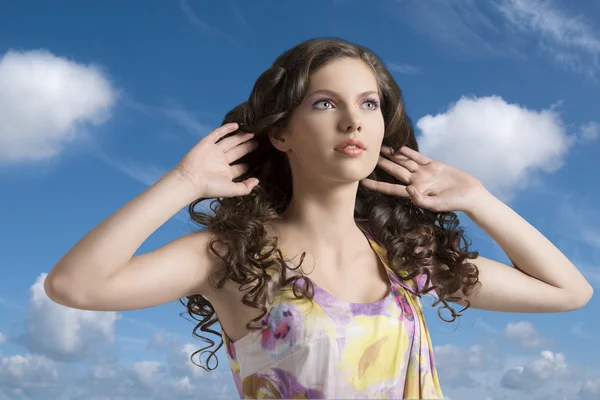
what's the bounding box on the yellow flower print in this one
[340,315,410,391]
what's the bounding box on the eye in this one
[313,99,335,109]
[362,99,380,110]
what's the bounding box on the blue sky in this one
[1,0,599,399]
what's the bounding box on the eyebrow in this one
[305,89,380,100]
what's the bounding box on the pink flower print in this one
[260,303,302,359]
[395,294,414,321]
[226,335,237,360]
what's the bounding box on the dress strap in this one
[356,219,438,299]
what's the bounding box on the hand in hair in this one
[361,145,486,213]
[174,122,260,199]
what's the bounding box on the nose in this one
[338,113,362,133]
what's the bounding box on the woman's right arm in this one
[45,170,214,311]
[44,123,259,311]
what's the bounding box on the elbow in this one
[43,274,72,307]
[568,284,594,310]
[44,273,91,310]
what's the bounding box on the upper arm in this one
[447,256,590,313]
[54,230,223,311]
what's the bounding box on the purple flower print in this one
[260,303,303,359]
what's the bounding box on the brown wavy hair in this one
[180,37,481,371]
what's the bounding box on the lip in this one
[334,138,366,151]
[335,147,365,157]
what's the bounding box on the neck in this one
[279,178,362,247]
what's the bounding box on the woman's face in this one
[272,57,385,185]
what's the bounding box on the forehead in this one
[306,57,379,92]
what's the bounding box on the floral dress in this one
[222,221,444,399]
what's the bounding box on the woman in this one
[45,38,593,399]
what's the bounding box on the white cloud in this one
[494,0,600,78]
[131,360,167,388]
[579,121,600,142]
[434,342,503,387]
[66,337,234,400]
[440,349,594,400]
[0,353,61,400]
[151,332,232,391]
[580,378,600,400]
[0,49,118,164]
[149,331,209,379]
[500,351,575,392]
[168,342,208,379]
[503,321,553,349]
[0,332,236,400]
[21,274,119,361]
[89,364,120,381]
[417,95,574,201]
[0,333,5,345]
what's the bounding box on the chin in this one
[330,167,374,184]
[305,157,377,184]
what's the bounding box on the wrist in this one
[464,186,495,218]
[162,168,207,201]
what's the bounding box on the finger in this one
[209,123,241,142]
[394,157,419,173]
[381,147,410,162]
[226,178,259,197]
[225,138,259,163]
[398,146,431,166]
[218,131,255,152]
[230,163,251,178]
[360,178,410,198]
[381,147,419,172]
[232,177,260,196]
[376,156,412,182]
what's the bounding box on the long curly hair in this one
[180,37,481,371]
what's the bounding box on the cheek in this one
[369,114,386,144]
[291,119,331,150]
[298,119,325,140]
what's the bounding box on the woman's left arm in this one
[362,145,594,313]
[459,189,593,313]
